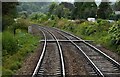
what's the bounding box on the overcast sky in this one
[2,0,119,2]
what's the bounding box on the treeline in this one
[2,2,18,31]
[17,2,51,15]
[15,1,120,20]
[48,1,120,20]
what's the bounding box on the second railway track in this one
[52,27,120,76]
[32,26,120,77]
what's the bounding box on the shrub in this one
[75,21,97,36]
[2,68,13,76]
[97,19,103,23]
[117,45,120,54]
[16,19,30,30]
[15,29,39,48]
[2,31,18,55]
[10,61,21,71]
[30,13,49,23]
[109,21,120,45]
[2,15,15,30]
[5,18,31,33]
[85,26,96,35]
[2,30,39,75]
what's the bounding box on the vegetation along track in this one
[32,26,120,77]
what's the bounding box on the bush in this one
[30,13,48,23]
[15,29,39,48]
[2,68,13,76]
[16,19,30,30]
[2,15,15,30]
[75,21,97,36]
[109,21,120,45]
[117,45,120,54]
[10,61,21,71]
[2,31,18,55]
[2,30,40,75]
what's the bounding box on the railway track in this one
[51,27,120,76]
[32,28,65,77]
[32,26,120,77]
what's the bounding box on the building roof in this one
[115,11,120,15]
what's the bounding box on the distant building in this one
[115,11,120,15]
[87,18,96,22]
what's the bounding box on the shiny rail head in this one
[40,40,93,42]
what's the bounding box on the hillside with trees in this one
[17,2,51,15]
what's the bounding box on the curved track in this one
[32,27,65,77]
[52,27,120,76]
[32,26,120,77]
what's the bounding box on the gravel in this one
[60,42,88,75]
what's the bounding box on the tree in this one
[73,2,97,19]
[2,2,18,31]
[49,2,71,19]
[73,2,83,19]
[49,2,58,15]
[97,1,113,19]
[2,2,18,17]
[115,1,120,11]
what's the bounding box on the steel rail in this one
[32,28,47,77]
[42,27,66,77]
[52,28,104,77]
[40,40,93,42]
[54,27,120,70]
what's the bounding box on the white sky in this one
[58,0,74,2]
[2,0,120,2]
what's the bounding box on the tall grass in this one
[2,31,18,55]
[2,29,40,76]
[2,14,41,76]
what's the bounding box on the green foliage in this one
[2,2,18,16]
[41,17,120,54]
[2,68,13,77]
[17,2,50,14]
[49,2,58,14]
[97,2,113,19]
[49,3,71,19]
[2,15,15,30]
[15,29,39,49]
[6,18,31,33]
[75,21,98,36]
[30,13,48,23]
[10,61,21,71]
[19,11,28,19]
[15,18,30,30]
[2,30,40,75]
[97,19,112,31]
[2,31,18,55]
[115,1,120,11]
[2,2,18,31]
[73,2,97,19]
[109,21,120,45]
[117,45,120,54]
[62,21,76,32]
